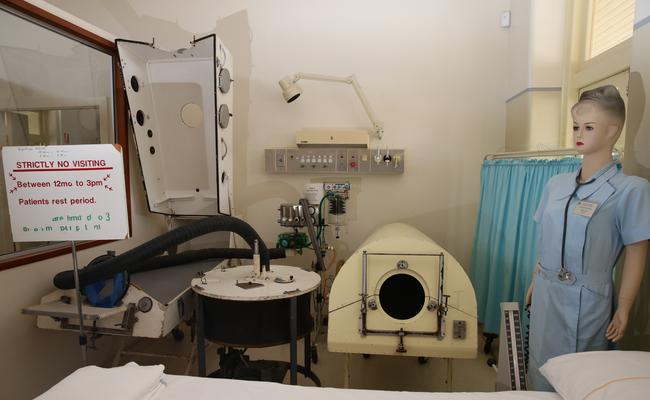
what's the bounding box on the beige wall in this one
[41,0,510,267]
[620,5,650,351]
[1,0,512,397]
[505,91,531,151]
[505,89,562,151]
[505,0,565,151]
[506,0,532,96]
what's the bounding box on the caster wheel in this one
[172,328,184,342]
[483,333,497,354]
[311,345,319,364]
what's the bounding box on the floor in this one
[118,325,499,393]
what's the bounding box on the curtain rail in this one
[484,149,622,161]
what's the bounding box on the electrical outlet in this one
[500,11,511,28]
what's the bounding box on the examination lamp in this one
[279,77,301,103]
[278,73,384,139]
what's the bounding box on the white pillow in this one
[540,351,650,400]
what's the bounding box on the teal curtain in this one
[470,157,581,334]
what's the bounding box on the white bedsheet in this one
[37,362,164,400]
[158,375,562,400]
[38,364,562,400]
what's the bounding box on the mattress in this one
[158,375,561,400]
[36,363,562,400]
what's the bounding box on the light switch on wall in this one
[500,11,511,28]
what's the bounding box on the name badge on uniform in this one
[574,201,598,217]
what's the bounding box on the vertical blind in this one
[589,0,635,59]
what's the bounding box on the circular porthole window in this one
[180,103,203,128]
[130,76,140,92]
[378,273,425,320]
[136,110,145,126]
[218,104,230,129]
[218,68,231,93]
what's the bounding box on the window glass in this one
[0,8,115,256]
[588,0,635,59]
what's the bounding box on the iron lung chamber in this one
[327,223,477,358]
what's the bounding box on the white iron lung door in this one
[116,35,234,216]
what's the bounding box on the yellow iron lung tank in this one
[327,223,477,358]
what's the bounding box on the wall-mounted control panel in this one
[265,148,404,174]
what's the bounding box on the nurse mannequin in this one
[525,85,650,391]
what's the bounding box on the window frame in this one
[560,0,633,147]
[0,0,131,271]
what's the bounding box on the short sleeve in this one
[534,183,550,223]
[617,177,650,245]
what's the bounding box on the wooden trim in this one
[0,240,111,271]
[114,57,133,237]
[0,0,133,270]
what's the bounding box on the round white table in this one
[192,264,321,385]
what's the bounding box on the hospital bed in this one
[36,362,562,400]
[37,350,650,400]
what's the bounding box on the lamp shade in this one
[279,77,301,103]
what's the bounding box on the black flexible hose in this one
[129,247,287,274]
[53,215,271,290]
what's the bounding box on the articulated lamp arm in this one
[289,72,384,139]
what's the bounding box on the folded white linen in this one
[36,362,165,400]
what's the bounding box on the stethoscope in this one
[558,170,596,281]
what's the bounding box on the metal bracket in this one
[453,320,467,339]
[360,251,447,339]
[299,198,326,272]
[115,303,138,330]
[396,328,407,353]
[60,303,138,336]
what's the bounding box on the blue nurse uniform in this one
[529,162,650,391]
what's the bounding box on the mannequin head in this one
[571,85,625,156]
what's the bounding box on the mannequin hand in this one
[526,262,539,310]
[525,283,534,309]
[606,308,630,342]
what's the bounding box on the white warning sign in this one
[2,145,129,241]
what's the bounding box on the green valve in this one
[276,232,310,254]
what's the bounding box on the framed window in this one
[0,0,130,270]
[561,0,635,147]
[587,0,635,59]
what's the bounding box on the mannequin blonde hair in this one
[572,85,626,128]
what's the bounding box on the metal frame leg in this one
[446,358,453,391]
[185,340,197,376]
[344,353,351,388]
[196,294,206,377]
[304,330,311,373]
[290,296,297,385]
[111,336,126,367]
